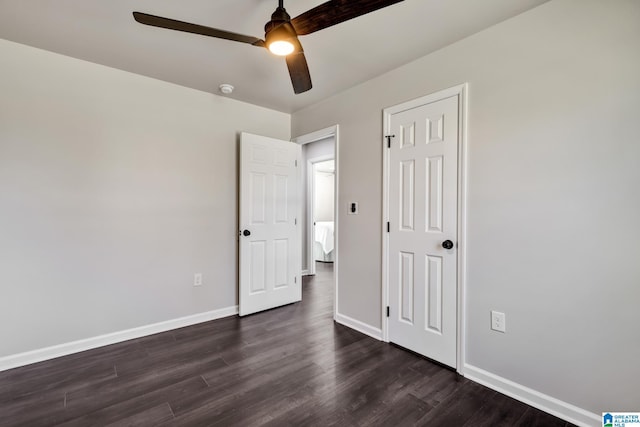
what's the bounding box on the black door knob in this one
[442,240,454,249]
[243,230,251,237]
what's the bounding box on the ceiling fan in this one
[133,0,404,94]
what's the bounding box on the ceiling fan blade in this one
[291,0,404,36]
[133,12,265,47]
[286,51,312,94]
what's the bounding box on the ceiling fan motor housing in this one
[265,6,291,33]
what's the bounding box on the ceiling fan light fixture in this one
[265,22,297,56]
[268,40,295,56]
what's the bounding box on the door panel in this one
[426,156,444,232]
[249,241,267,294]
[274,239,289,288]
[426,254,443,333]
[250,173,266,224]
[240,132,301,316]
[400,160,415,231]
[400,251,414,324]
[388,95,459,368]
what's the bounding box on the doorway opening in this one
[308,158,335,270]
[293,125,339,319]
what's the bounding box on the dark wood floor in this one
[0,262,574,426]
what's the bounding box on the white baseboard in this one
[302,269,310,276]
[334,312,383,341]
[463,364,600,427]
[0,305,238,372]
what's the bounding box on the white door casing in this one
[239,132,301,316]
[385,90,462,368]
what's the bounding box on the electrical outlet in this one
[491,310,506,333]
[194,273,203,287]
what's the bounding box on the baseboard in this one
[0,305,238,372]
[463,364,600,427]
[302,269,310,276]
[334,312,383,341]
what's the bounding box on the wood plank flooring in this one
[0,262,575,426]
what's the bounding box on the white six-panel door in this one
[387,95,459,368]
[239,132,301,316]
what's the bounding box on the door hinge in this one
[387,222,390,233]
[295,218,297,225]
[294,276,297,283]
[386,306,390,317]
[385,134,395,148]
[295,159,298,167]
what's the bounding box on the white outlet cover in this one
[194,273,203,287]
[491,310,506,333]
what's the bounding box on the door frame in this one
[306,154,335,276]
[292,125,339,320]
[382,84,468,374]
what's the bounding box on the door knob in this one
[442,240,454,250]
[243,230,251,237]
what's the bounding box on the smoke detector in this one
[219,84,234,95]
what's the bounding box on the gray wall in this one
[300,137,335,271]
[292,0,640,415]
[0,39,290,357]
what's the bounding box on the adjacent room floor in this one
[0,262,574,426]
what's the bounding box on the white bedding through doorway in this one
[314,221,334,255]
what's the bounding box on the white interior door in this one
[239,132,301,316]
[387,95,459,368]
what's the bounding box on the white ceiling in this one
[0,0,549,113]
